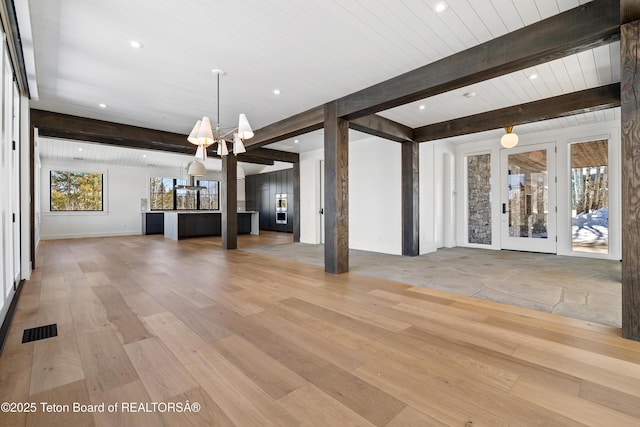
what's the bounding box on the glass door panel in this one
[501,143,556,253]
[570,140,608,253]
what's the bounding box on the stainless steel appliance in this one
[275,194,287,224]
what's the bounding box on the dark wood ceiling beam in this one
[244,106,324,149]
[245,104,413,148]
[31,109,188,146]
[337,0,620,120]
[31,109,287,164]
[413,84,621,143]
[247,147,299,163]
[37,128,193,153]
[37,129,276,165]
[349,114,414,142]
[236,156,275,166]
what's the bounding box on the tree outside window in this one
[149,177,218,210]
[176,179,197,210]
[50,170,103,211]
[150,177,174,210]
[198,180,219,210]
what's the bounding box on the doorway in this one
[500,142,557,253]
[319,160,325,244]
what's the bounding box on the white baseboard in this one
[40,230,142,240]
[420,243,438,255]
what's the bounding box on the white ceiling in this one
[20,0,620,168]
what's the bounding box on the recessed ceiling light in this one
[273,89,282,95]
[78,147,83,152]
[463,91,476,98]
[434,2,448,13]
[419,105,426,110]
[130,40,143,49]
[294,139,299,144]
[99,103,107,108]
[143,154,147,159]
[529,74,538,80]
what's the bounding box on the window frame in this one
[49,169,104,212]
[149,177,219,211]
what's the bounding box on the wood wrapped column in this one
[621,3,640,341]
[324,101,349,274]
[222,153,238,250]
[402,140,419,256]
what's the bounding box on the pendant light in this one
[501,126,519,148]
[186,69,254,157]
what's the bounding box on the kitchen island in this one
[163,211,259,240]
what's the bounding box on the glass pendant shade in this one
[500,126,519,148]
[233,133,246,155]
[187,160,206,176]
[196,117,215,146]
[237,113,254,140]
[187,120,202,145]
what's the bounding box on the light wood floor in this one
[1,233,640,426]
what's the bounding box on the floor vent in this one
[22,324,58,344]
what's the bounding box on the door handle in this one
[502,203,507,214]
[319,208,324,215]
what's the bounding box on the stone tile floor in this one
[241,244,622,328]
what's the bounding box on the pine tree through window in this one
[50,170,103,211]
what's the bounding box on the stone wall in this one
[468,154,492,244]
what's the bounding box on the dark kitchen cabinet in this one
[260,189,271,229]
[245,177,254,211]
[142,212,164,235]
[238,213,252,234]
[178,213,221,238]
[246,168,295,233]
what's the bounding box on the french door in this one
[500,143,556,253]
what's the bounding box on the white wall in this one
[349,137,402,254]
[419,143,436,254]
[40,160,148,239]
[299,135,402,255]
[417,140,457,255]
[299,148,324,244]
[38,159,244,240]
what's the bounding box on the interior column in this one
[324,101,349,274]
[621,2,640,341]
[402,140,420,256]
[222,153,238,250]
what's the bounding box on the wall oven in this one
[275,194,288,224]
[276,211,287,224]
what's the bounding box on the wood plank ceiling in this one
[19,0,620,164]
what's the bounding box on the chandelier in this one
[187,69,254,169]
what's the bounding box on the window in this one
[50,170,103,211]
[570,140,608,253]
[175,179,197,210]
[198,180,219,210]
[150,177,218,211]
[150,177,174,210]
